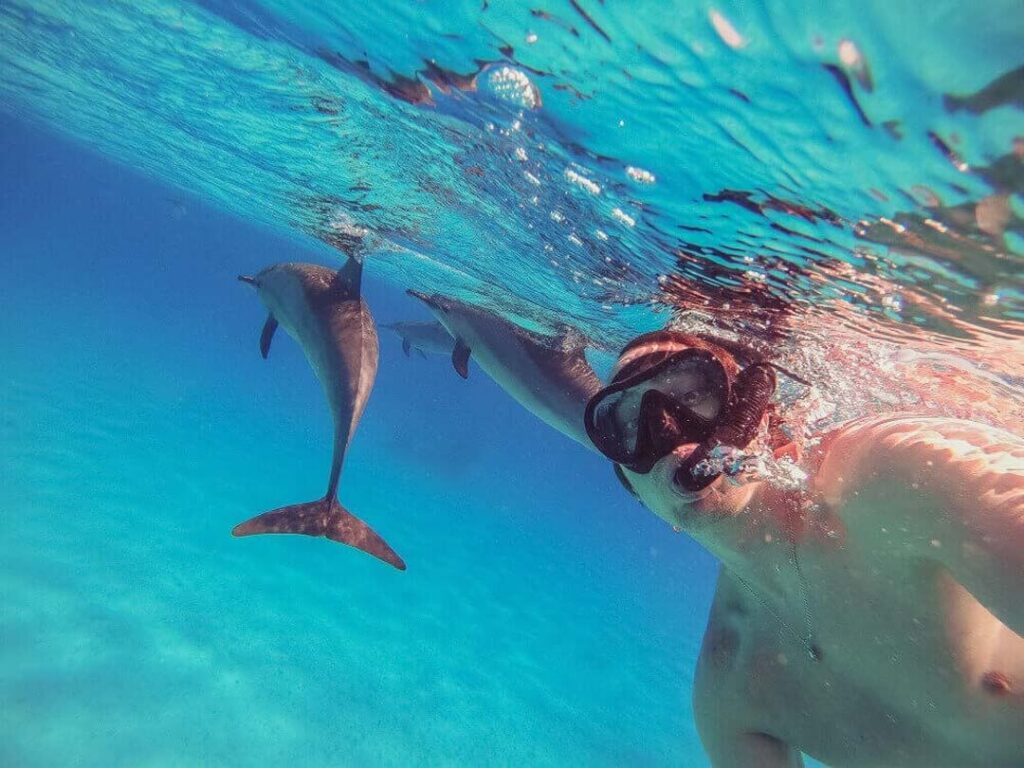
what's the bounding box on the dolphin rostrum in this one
[408,290,602,450]
[381,320,455,359]
[235,259,405,570]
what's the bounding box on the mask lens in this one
[589,387,642,461]
[657,355,728,423]
[585,349,729,467]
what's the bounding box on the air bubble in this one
[611,208,635,227]
[485,65,541,109]
[838,39,862,69]
[564,168,601,195]
[881,294,904,312]
[709,9,745,49]
[625,166,656,185]
[837,39,872,89]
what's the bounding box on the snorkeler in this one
[584,330,1024,767]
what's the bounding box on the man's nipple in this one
[981,670,1012,696]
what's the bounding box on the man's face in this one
[622,443,758,532]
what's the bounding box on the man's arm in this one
[816,415,1024,636]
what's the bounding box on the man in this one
[584,330,1024,767]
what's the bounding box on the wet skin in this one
[624,416,1024,767]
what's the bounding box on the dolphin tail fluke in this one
[452,337,471,379]
[232,497,406,570]
[402,338,411,357]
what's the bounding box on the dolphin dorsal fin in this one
[334,256,363,296]
[260,314,279,359]
[452,338,471,379]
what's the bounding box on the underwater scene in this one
[1,1,1022,766]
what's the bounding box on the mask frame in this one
[584,348,731,474]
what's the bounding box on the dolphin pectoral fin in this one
[418,349,428,360]
[452,338,471,379]
[232,497,406,570]
[402,338,411,357]
[259,314,279,359]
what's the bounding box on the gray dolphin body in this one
[235,259,404,570]
[408,291,601,451]
[382,320,455,358]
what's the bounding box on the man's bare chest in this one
[697,557,1024,765]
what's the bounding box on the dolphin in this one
[381,320,455,359]
[235,259,405,570]
[408,290,602,450]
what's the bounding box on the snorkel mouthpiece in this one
[675,363,777,491]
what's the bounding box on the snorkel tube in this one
[674,363,777,492]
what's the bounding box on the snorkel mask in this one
[584,334,780,491]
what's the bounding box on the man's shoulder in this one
[814,412,1024,512]
[824,413,1022,455]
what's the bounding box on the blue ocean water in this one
[1,115,719,766]
[2,2,1023,766]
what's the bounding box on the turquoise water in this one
[3,0,1022,344]
[1,118,714,766]
[1,2,1023,766]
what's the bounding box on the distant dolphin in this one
[408,290,602,450]
[235,259,405,570]
[381,320,455,358]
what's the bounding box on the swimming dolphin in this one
[235,259,405,570]
[408,290,602,450]
[381,320,455,359]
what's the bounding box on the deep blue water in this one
[1,114,721,766]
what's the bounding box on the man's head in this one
[585,330,777,529]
